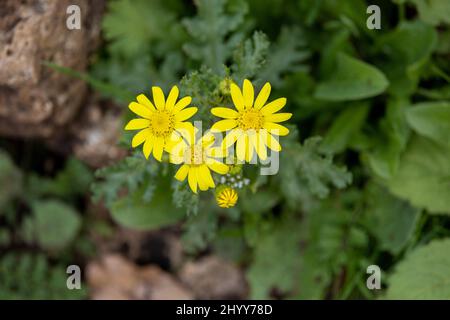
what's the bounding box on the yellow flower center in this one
[216,187,238,208]
[185,145,205,165]
[149,111,174,137]
[238,108,264,131]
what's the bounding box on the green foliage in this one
[183,0,249,72]
[315,53,389,101]
[0,151,21,212]
[386,136,450,214]
[0,253,87,299]
[278,136,352,206]
[83,0,450,300]
[409,0,450,26]
[22,200,81,252]
[0,149,92,298]
[386,238,450,299]
[406,101,450,147]
[363,183,420,255]
[247,216,302,299]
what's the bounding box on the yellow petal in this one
[254,82,271,109]
[173,96,192,113]
[230,82,245,111]
[197,167,209,191]
[165,86,179,111]
[243,79,254,108]
[211,119,237,132]
[261,98,287,115]
[143,137,154,159]
[249,132,267,161]
[200,165,215,188]
[188,167,198,193]
[245,134,254,162]
[174,164,189,181]
[175,107,197,122]
[222,129,243,149]
[200,132,215,147]
[255,132,268,160]
[265,132,282,151]
[169,140,187,164]
[264,122,289,136]
[207,146,226,158]
[164,133,182,153]
[131,128,150,147]
[265,113,292,123]
[129,102,152,119]
[176,122,196,146]
[236,134,247,161]
[152,86,165,110]
[125,119,150,130]
[153,136,164,161]
[136,94,156,111]
[211,107,239,119]
[207,159,229,174]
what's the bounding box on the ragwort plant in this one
[86,0,450,299]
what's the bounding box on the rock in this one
[86,254,193,300]
[47,97,126,168]
[179,255,248,299]
[0,0,104,138]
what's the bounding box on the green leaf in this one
[376,21,437,96]
[278,136,352,206]
[26,200,82,251]
[27,157,92,201]
[387,238,450,299]
[110,180,185,230]
[367,98,411,179]
[387,136,450,214]
[321,103,370,153]
[183,0,248,72]
[256,26,311,87]
[102,0,184,57]
[0,150,22,211]
[231,31,270,80]
[406,101,450,148]
[409,0,450,26]
[314,53,389,101]
[246,216,302,299]
[363,183,420,255]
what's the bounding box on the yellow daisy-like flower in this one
[170,128,229,193]
[210,79,291,162]
[215,187,238,208]
[124,86,197,161]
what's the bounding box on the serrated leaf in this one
[314,53,389,101]
[387,136,450,214]
[406,101,450,148]
[387,238,450,299]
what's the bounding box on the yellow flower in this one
[215,187,238,208]
[124,86,197,161]
[170,127,229,193]
[210,79,291,162]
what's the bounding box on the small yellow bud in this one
[215,186,238,208]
